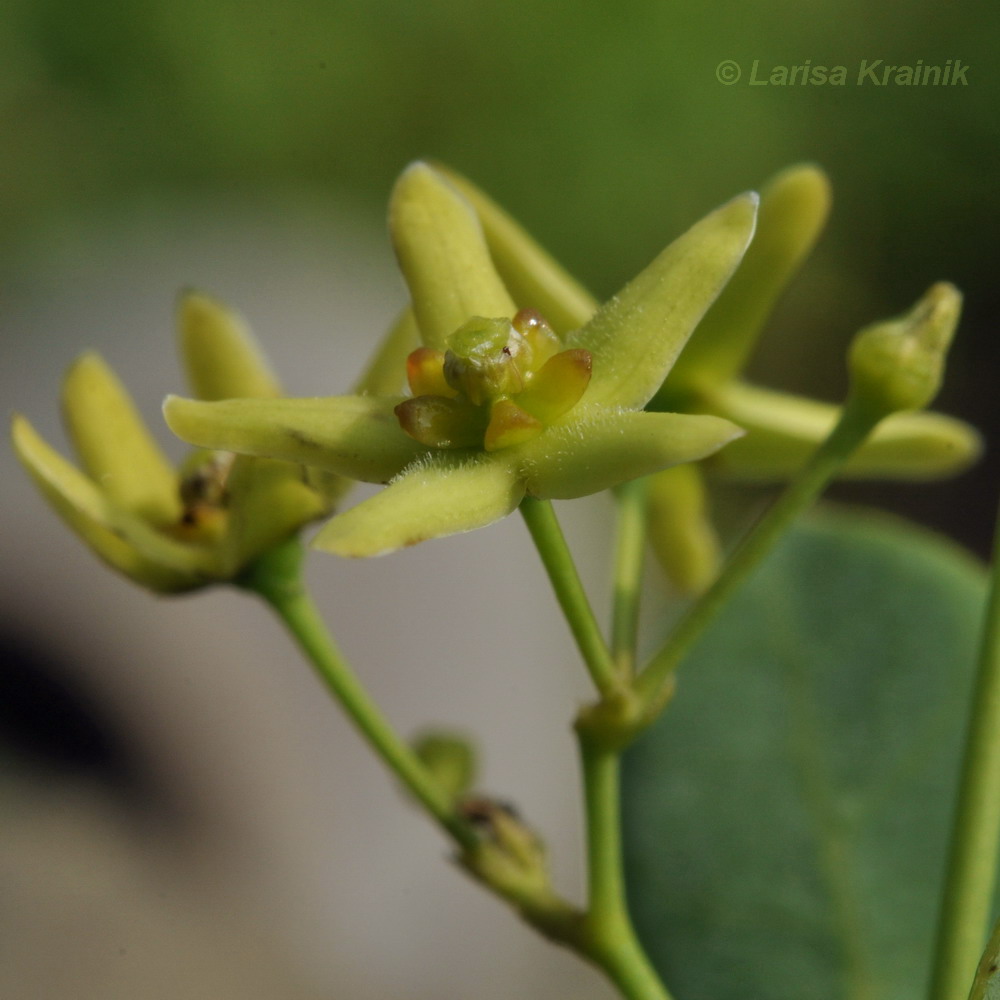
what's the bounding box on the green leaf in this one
[623,508,987,1000]
[970,918,1000,1000]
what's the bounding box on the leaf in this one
[970,917,1000,1000]
[623,507,987,1000]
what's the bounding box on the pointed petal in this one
[519,410,744,499]
[705,381,983,480]
[313,453,524,557]
[164,394,424,483]
[353,308,421,397]
[646,465,722,596]
[61,353,181,525]
[179,292,283,400]
[11,415,209,591]
[566,193,758,411]
[666,165,831,391]
[434,164,598,335]
[222,456,327,574]
[389,163,516,349]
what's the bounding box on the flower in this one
[164,162,755,557]
[441,163,982,591]
[12,293,334,592]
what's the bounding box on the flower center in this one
[168,450,234,542]
[395,309,592,451]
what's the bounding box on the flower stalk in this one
[241,539,478,851]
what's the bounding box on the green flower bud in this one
[848,283,962,419]
[412,731,477,803]
[443,317,527,405]
[458,797,555,910]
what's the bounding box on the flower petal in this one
[164,394,424,482]
[222,456,327,574]
[313,453,524,557]
[434,164,597,335]
[11,415,209,591]
[179,292,283,401]
[566,192,758,411]
[645,465,722,596]
[705,381,983,480]
[664,164,831,393]
[61,353,181,525]
[389,163,516,349]
[519,410,744,499]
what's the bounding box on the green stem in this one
[929,496,1000,1000]
[635,399,876,716]
[611,479,650,678]
[243,540,475,851]
[579,740,674,1000]
[520,496,620,698]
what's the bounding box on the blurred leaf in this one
[623,507,987,1000]
[969,917,1000,1000]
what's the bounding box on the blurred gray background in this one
[2,1,997,997]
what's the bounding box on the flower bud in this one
[848,283,962,419]
[413,731,476,803]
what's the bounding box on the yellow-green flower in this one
[164,163,756,557]
[12,293,332,592]
[441,163,981,591]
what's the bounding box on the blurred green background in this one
[4,0,998,548]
